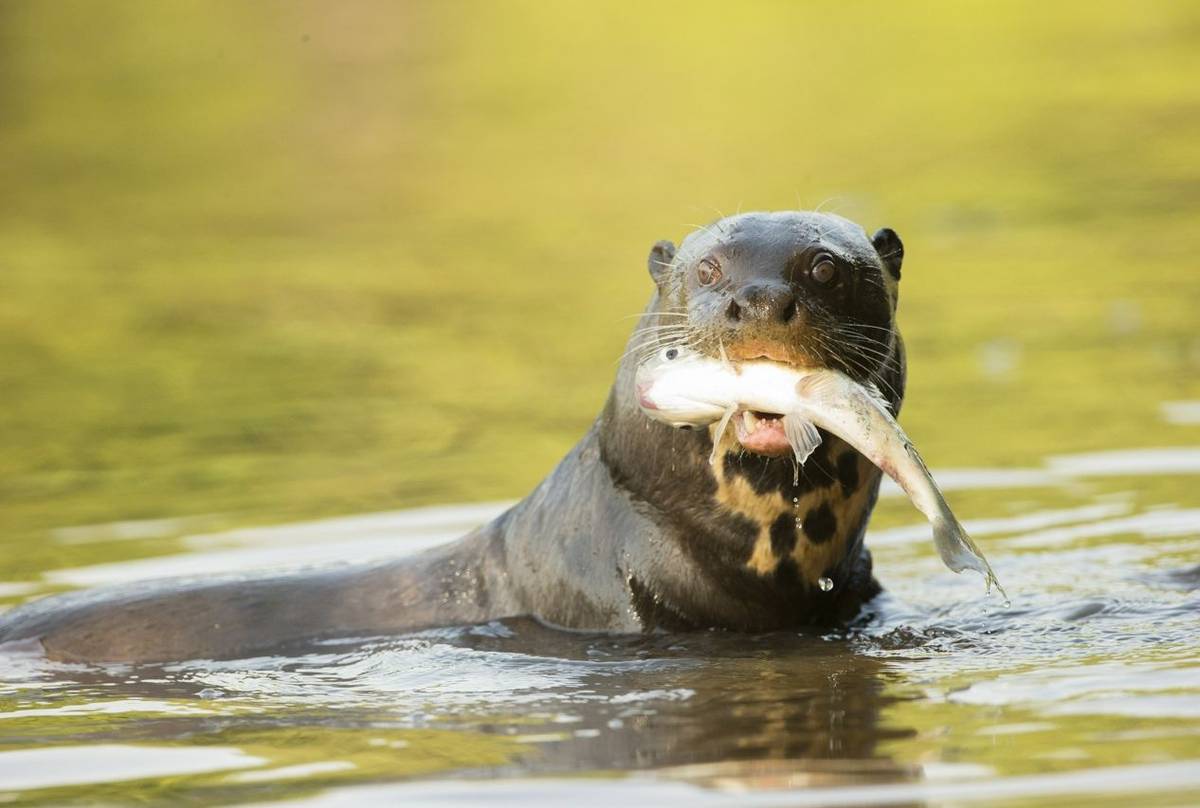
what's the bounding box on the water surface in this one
[3,452,1199,805]
[2,1,1199,805]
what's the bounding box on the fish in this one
[634,345,1005,597]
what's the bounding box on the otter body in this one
[0,211,906,662]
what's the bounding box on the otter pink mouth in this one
[732,409,792,456]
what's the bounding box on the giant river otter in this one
[0,211,906,662]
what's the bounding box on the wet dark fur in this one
[0,211,906,662]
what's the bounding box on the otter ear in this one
[647,240,676,286]
[871,228,904,280]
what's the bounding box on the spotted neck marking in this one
[707,422,879,588]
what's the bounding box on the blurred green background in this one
[2,0,1199,578]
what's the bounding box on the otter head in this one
[644,211,904,456]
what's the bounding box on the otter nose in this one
[725,282,797,323]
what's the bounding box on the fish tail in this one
[932,514,1008,601]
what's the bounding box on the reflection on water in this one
[2,449,1199,805]
[41,502,515,588]
[246,763,1200,807]
[0,745,264,792]
[1,614,914,802]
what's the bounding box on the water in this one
[3,452,1198,805]
[2,1,1200,804]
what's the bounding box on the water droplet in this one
[818,577,834,592]
[792,497,799,505]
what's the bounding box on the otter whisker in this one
[831,344,903,407]
[683,221,728,245]
[831,339,898,373]
[806,328,901,405]
[627,320,693,331]
[626,338,692,351]
[813,196,848,216]
[618,333,685,358]
[853,275,890,294]
[629,343,703,368]
[624,335,695,353]
[626,342,694,363]
[821,330,893,375]
[824,325,897,353]
[620,312,691,320]
[840,336,894,357]
[845,356,901,406]
[627,326,693,339]
[831,322,897,335]
[618,332,703,365]
[827,335,894,364]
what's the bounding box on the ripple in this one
[946,662,1200,718]
[0,745,264,791]
[239,760,1200,807]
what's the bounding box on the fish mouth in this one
[634,381,657,410]
[732,409,791,456]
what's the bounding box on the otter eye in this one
[810,256,838,285]
[697,258,722,286]
[665,348,679,360]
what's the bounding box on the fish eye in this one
[810,255,838,285]
[664,348,679,360]
[697,258,722,286]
